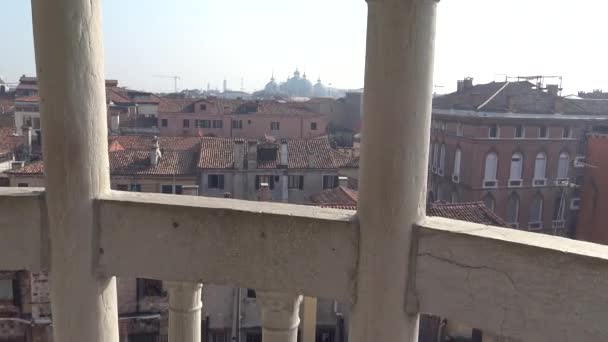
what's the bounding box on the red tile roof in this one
[158,97,322,116]
[158,98,202,114]
[198,137,236,169]
[426,202,508,227]
[309,186,358,207]
[108,135,201,151]
[110,150,197,176]
[14,96,40,103]
[309,186,508,227]
[6,160,44,175]
[198,137,356,169]
[7,149,198,176]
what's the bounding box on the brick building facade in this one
[429,78,608,236]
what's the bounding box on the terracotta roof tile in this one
[309,186,358,206]
[426,202,508,227]
[110,150,197,176]
[198,137,235,169]
[198,136,355,169]
[108,136,201,151]
[6,160,44,175]
[309,186,508,227]
[14,96,40,103]
[7,149,198,176]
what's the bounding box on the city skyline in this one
[3,0,608,95]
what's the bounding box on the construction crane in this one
[153,75,181,93]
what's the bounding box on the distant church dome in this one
[313,77,327,97]
[283,69,312,97]
[264,76,280,94]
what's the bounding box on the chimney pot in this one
[150,136,161,166]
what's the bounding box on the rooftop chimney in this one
[457,80,465,92]
[463,77,474,90]
[22,125,32,161]
[233,140,245,170]
[150,136,161,166]
[338,176,349,188]
[547,84,560,96]
[247,141,258,169]
[110,112,120,134]
[279,139,288,167]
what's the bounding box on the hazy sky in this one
[1,0,607,94]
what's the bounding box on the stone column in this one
[257,291,303,342]
[30,1,119,342]
[168,282,203,342]
[300,297,317,342]
[350,0,438,342]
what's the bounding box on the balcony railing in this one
[1,1,607,342]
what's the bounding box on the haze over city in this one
[2,0,608,94]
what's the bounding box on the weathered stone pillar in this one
[257,291,303,342]
[350,0,439,342]
[168,282,203,342]
[30,1,119,342]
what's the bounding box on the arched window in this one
[453,148,462,179]
[509,152,523,181]
[484,152,498,181]
[482,193,495,211]
[530,194,544,228]
[557,152,570,180]
[439,144,446,174]
[533,152,547,184]
[506,193,520,226]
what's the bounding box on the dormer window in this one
[199,104,207,111]
[257,147,277,162]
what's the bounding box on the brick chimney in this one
[547,84,560,96]
[463,77,474,90]
[233,140,245,169]
[247,141,257,169]
[339,176,349,188]
[279,139,288,167]
[22,125,32,161]
[110,112,120,133]
[150,136,162,166]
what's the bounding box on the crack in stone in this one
[418,252,528,338]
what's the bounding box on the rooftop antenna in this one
[153,75,181,93]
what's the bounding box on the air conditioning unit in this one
[570,198,581,210]
[528,221,543,230]
[508,179,522,188]
[552,220,566,230]
[508,222,519,229]
[452,174,460,183]
[533,179,546,187]
[555,179,569,186]
[483,180,498,189]
[574,156,585,168]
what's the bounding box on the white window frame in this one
[438,144,446,176]
[514,125,525,139]
[508,152,523,188]
[506,194,520,228]
[483,152,498,188]
[533,152,547,187]
[557,152,570,181]
[488,124,499,139]
[452,148,461,183]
